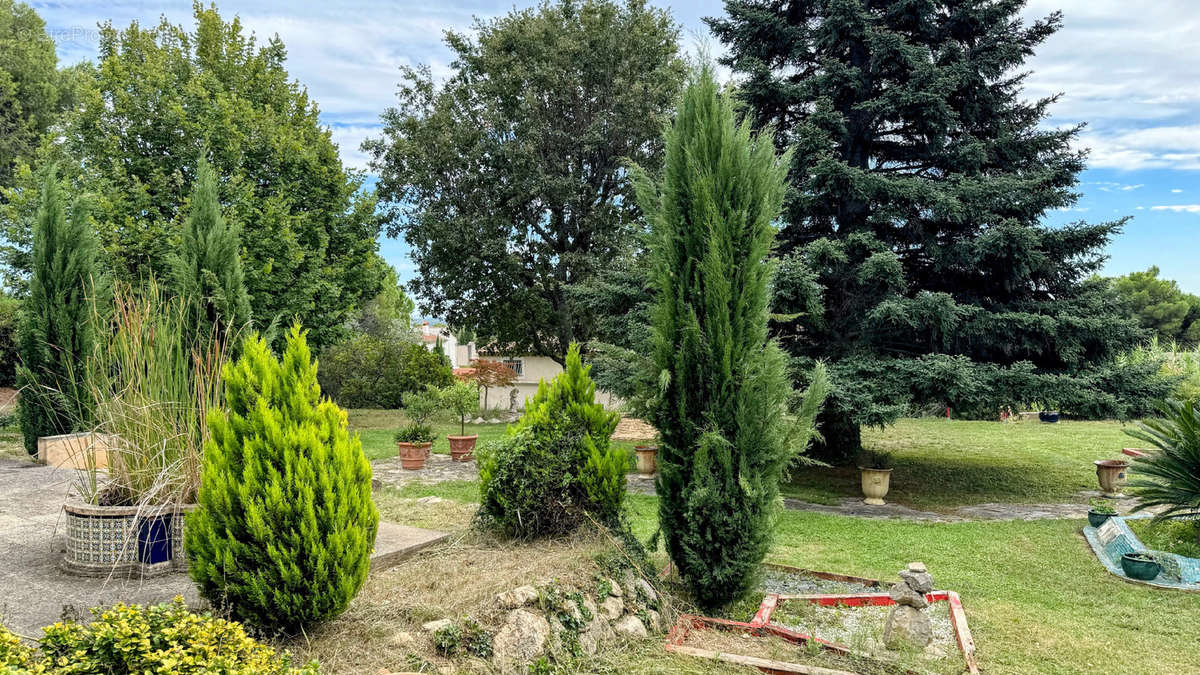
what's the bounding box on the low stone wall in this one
[62,499,196,578]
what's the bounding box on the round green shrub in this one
[478,343,625,537]
[186,325,379,633]
[317,333,452,409]
[1,598,317,674]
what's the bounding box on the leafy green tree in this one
[440,380,480,436]
[186,325,378,632]
[0,0,66,187]
[0,293,17,387]
[171,157,251,341]
[365,0,686,364]
[2,4,382,351]
[637,67,819,610]
[1113,267,1200,346]
[317,335,453,409]
[353,264,415,339]
[16,167,100,453]
[708,0,1162,460]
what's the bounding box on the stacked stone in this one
[883,561,933,649]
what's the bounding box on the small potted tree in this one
[858,450,895,505]
[441,381,480,462]
[397,388,439,469]
[1087,498,1116,527]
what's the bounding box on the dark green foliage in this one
[2,5,383,350]
[708,0,1162,460]
[1126,400,1200,526]
[171,157,251,341]
[186,325,378,633]
[478,343,624,537]
[16,166,99,454]
[636,66,803,610]
[317,335,453,409]
[366,0,685,363]
[0,293,17,386]
[1112,267,1200,346]
[433,618,493,659]
[0,0,69,187]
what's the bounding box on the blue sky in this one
[30,0,1200,293]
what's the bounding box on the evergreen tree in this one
[637,66,798,610]
[708,1,1163,461]
[16,166,99,454]
[171,157,251,342]
[186,325,378,632]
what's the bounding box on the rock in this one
[634,578,659,605]
[599,596,624,620]
[646,609,662,632]
[422,618,453,633]
[883,605,932,649]
[558,597,583,624]
[581,594,599,620]
[578,613,614,655]
[888,582,929,609]
[488,418,502,424]
[472,417,486,424]
[899,569,934,594]
[492,609,550,674]
[416,496,445,505]
[907,561,927,574]
[497,585,539,609]
[613,614,648,639]
[604,577,623,597]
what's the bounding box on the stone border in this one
[62,499,196,578]
[1082,516,1200,591]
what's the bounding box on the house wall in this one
[475,355,624,412]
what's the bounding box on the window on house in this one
[503,359,523,377]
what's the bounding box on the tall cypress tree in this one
[708,1,1163,461]
[171,158,251,342]
[16,166,99,454]
[637,66,797,610]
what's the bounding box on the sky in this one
[28,0,1200,294]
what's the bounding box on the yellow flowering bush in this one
[0,598,317,674]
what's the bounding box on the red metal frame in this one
[665,577,980,675]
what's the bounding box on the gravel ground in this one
[771,602,957,661]
[760,569,879,596]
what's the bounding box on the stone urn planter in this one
[447,434,478,462]
[62,498,196,577]
[860,467,893,505]
[634,445,658,475]
[397,442,431,470]
[1094,459,1129,497]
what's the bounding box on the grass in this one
[784,418,1138,510]
[1127,518,1200,558]
[347,479,1200,675]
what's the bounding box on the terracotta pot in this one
[634,445,658,475]
[447,434,478,462]
[397,442,431,470]
[1094,459,1129,497]
[859,467,893,505]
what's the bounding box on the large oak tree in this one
[365,0,685,363]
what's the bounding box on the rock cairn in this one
[883,561,933,649]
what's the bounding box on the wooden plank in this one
[751,594,779,626]
[665,644,857,675]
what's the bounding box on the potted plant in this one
[1094,459,1130,497]
[857,450,894,506]
[634,445,658,475]
[64,281,222,576]
[395,424,434,470]
[401,388,441,459]
[441,381,480,462]
[1120,552,1161,581]
[1087,498,1116,528]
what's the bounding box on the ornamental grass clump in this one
[636,66,827,610]
[478,343,625,537]
[186,325,378,633]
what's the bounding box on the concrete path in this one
[373,453,479,489]
[0,458,448,638]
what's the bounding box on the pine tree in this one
[186,325,378,632]
[171,158,251,341]
[16,166,99,454]
[708,1,1164,461]
[636,66,796,610]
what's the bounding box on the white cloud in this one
[1150,204,1200,213]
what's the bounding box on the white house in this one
[468,348,623,412]
[418,322,460,367]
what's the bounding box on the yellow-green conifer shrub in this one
[186,325,378,632]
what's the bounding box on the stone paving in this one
[373,453,481,489]
[0,457,448,638]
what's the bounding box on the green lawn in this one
[347,408,641,463]
[784,418,1138,510]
